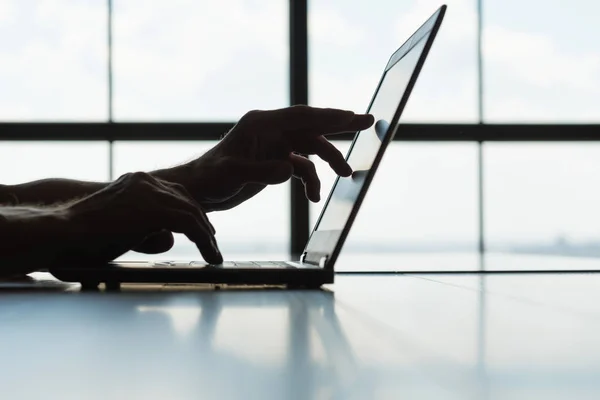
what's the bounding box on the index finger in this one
[316,113,375,136]
[168,210,223,264]
[246,105,372,131]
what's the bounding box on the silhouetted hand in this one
[66,172,222,264]
[178,105,375,211]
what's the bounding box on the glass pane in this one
[483,0,600,122]
[113,141,290,260]
[308,0,478,122]
[310,142,479,271]
[113,0,288,121]
[485,143,600,256]
[0,142,109,184]
[0,0,107,121]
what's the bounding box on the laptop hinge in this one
[300,252,307,263]
[303,252,330,268]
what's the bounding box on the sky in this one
[0,0,599,257]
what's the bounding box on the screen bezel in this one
[302,5,447,268]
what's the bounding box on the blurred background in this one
[0,0,599,270]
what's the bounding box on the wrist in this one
[45,203,109,266]
[151,162,196,187]
[34,207,84,270]
[0,207,73,276]
[151,160,216,210]
[18,207,73,247]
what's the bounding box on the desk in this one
[2,255,600,399]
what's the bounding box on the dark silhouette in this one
[0,106,374,277]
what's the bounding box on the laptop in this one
[49,5,447,289]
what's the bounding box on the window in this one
[113,142,290,260]
[113,0,289,121]
[483,0,600,122]
[0,142,109,184]
[0,0,108,121]
[311,142,479,271]
[308,0,478,122]
[485,143,600,256]
[2,1,599,273]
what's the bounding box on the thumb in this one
[229,159,294,185]
[133,230,175,254]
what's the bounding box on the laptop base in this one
[49,263,333,290]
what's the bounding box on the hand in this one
[175,105,374,212]
[66,172,222,264]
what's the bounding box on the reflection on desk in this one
[2,263,600,399]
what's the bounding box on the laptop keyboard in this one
[150,261,293,269]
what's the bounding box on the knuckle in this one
[116,172,133,184]
[169,182,187,194]
[291,104,310,118]
[180,196,201,213]
[244,109,262,118]
[239,109,262,124]
[127,171,153,185]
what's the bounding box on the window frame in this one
[1,0,599,260]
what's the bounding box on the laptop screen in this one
[304,9,442,264]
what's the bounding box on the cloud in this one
[0,0,107,120]
[0,0,15,23]
[0,0,287,121]
[391,0,600,122]
[309,7,366,48]
[394,0,476,43]
[0,141,109,183]
[392,0,479,121]
[309,0,479,121]
[309,72,376,113]
[483,24,600,121]
[484,26,600,92]
[112,0,287,120]
[114,0,286,78]
[402,78,478,122]
[485,144,600,242]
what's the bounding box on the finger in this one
[244,105,369,131]
[223,158,294,186]
[293,113,376,137]
[147,186,222,262]
[132,230,175,254]
[300,136,352,177]
[156,188,214,236]
[152,178,216,235]
[289,154,321,202]
[162,209,223,264]
[321,113,375,135]
[159,181,216,235]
